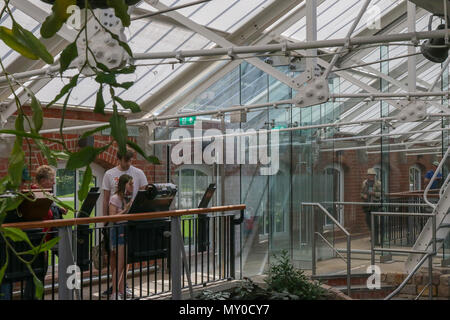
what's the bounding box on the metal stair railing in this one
[301,202,351,296]
[424,146,450,208]
[379,147,450,300]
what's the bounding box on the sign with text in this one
[179,116,196,126]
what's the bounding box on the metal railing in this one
[0,205,245,300]
[301,202,351,296]
[379,148,450,300]
[326,198,439,250]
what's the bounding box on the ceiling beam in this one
[135,0,307,118]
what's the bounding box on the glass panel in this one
[77,170,97,216]
[56,169,76,218]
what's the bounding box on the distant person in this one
[25,165,66,299]
[101,149,148,298]
[361,168,381,238]
[424,161,442,190]
[0,168,32,300]
[2,165,66,300]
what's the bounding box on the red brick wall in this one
[318,141,438,234]
[0,109,443,235]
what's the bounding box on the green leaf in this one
[1,228,33,248]
[0,27,38,60]
[116,65,136,74]
[0,201,7,225]
[96,63,110,73]
[8,139,24,188]
[0,249,8,287]
[35,139,57,167]
[4,196,24,213]
[15,111,24,132]
[46,74,79,108]
[114,81,134,89]
[41,0,77,39]
[22,88,43,132]
[60,42,78,74]
[17,237,60,256]
[31,98,43,132]
[66,146,99,170]
[50,150,70,161]
[127,140,160,165]
[94,85,106,115]
[110,112,128,156]
[95,72,116,85]
[113,96,140,113]
[110,32,133,58]
[8,113,25,187]
[107,0,131,27]
[12,22,54,64]
[78,166,92,202]
[33,275,44,299]
[80,124,110,139]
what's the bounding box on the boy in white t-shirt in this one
[101,149,148,298]
[102,149,148,217]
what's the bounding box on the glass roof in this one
[0,0,448,144]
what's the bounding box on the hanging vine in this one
[0,0,159,299]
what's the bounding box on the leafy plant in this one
[0,0,160,299]
[196,251,327,301]
[265,250,326,300]
[196,277,302,300]
[196,290,231,300]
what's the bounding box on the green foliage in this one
[196,278,300,300]
[12,23,54,64]
[109,111,128,156]
[0,248,8,286]
[78,166,92,202]
[265,250,326,300]
[0,26,39,60]
[60,42,78,74]
[41,0,77,39]
[106,0,131,27]
[0,0,160,300]
[94,85,106,115]
[196,290,231,300]
[197,252,326,301]
[113,96,140,113]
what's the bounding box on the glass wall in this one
[151,51,450,278]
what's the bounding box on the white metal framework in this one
[0,0,449,149]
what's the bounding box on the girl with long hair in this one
[108,174,133,300]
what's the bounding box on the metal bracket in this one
[227,47,236,60]
[291,68,312,88]
[175,51,185,63]
[395,100,427,121]
[293,77,330,108]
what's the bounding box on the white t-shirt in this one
[102,165,148,200]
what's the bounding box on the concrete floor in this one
[241,235,447,278]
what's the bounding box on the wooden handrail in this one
[2,205,246,230]
[388,190,440,198]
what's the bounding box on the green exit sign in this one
[179,116,196,126]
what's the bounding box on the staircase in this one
[405,147,450,274]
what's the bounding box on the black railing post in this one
[231,210,245,279]
[58,226,75,300]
